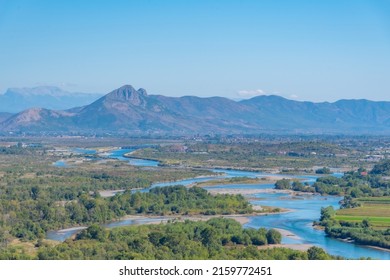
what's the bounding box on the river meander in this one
[48,148,390,259]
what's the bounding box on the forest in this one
[273,160,390,197]
[0,183,254,242]
[0,218,339,260]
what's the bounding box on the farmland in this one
[336,197,390,229]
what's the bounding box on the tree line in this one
[1,218,341,260]
[1,185,254,243]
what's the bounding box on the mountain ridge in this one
[1,85,389,135]
[0,86,103,113]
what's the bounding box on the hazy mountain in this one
[1,85,390,135]
[0,86,103,113]
[240,96,390,133]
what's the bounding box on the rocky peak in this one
[106,85,147,106]
[137,88,148,96]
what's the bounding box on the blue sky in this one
[0,0,389,101]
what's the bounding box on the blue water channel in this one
[107,148,159,167]
[49,148,390,259]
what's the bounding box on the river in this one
[49,148,390,259]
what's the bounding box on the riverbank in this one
[274,228,302,240]
[123,151,161,163]
[204,185,317,200]
[258,244,313,251]
[55,226,87,233]
[206,187,291,196]
[118,211,285,226]
[365,245,390,253]
[194,176,281,188]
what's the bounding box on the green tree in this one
[307,246,330,260]
[370,160,390,175]
[274,179,291,190]
[76,224,106,242]
[266,229,282,244]
[320,206,335,222]
[315,167,331,174]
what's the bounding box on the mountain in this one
[240,96,390,133]
[0,108,76,132]
[1,85,390,135]
[0,86,103,113]
[72,85,257,133]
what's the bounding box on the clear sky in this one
[0,0,389,101]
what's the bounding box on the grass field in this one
[336,197,390,229]
[356,197,390,204]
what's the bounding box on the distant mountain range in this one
[0,85,389,135]
[0,86,103,113]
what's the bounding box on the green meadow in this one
[336,197,390,229]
